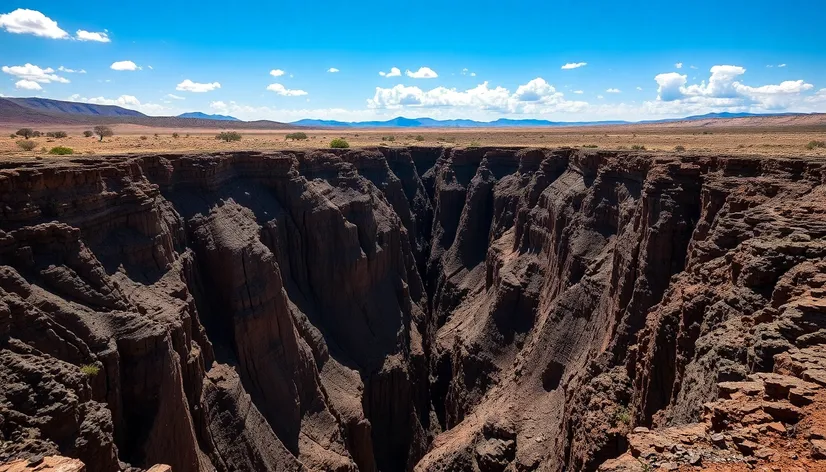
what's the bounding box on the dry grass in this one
[0,124,824,159]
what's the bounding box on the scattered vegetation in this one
[631,144,646,150]
[80,364,100,376]
[9,133,16,139]
[46,131,68,138]
[381,136,395,142]
[415,135,425,142]
[94,125,114,142]
[172,133,179,138]
[15,128,35,139]
[702,130,713,135]
[610,405,632,427]
[31,130,42,137]
[467,141,481,148]
[329,137,350,148]
[216,131,242,142]
[83,130,94,138]
[16,140,37,151]
[582,144,598,148]
[674,145,686,152]
[285,132,308,141]
[139,135,148,140]
[48,146,74,155]
[806,140,826,150]
[154,133,159,138]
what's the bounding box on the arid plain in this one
[1,123,826,158]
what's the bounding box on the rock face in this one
[0,148,824,471]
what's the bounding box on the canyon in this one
[0,147,824,471]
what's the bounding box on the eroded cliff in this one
[0,148,824,471]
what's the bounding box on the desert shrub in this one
[46,131,55,138]
[31,131,42,137]
[631,144,646,150]
[16,140,37,151]
[582,144,598,148]
[154,133,159,138]
[415,135,425,142]
[94,126,114,141]
[80,364,100,376]
[702,131,713,135]
[329,138,349,148]
[610,405,632,427]
[10,133,16,139]
[467,141,481,148]
[674,145,686,152]
[140,135,148,140]
[16,128,34,139]
[216,131,242,142]
[286,132,308,141]
[83,130,94,137]
[382,136,395,142]
[54,131,68,138]
[806,140,826,150]
[172,132,179,138]
[48,146,74,155]
[41,147,47,152]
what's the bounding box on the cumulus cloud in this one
[327,67,339,73]
[675,62,683,69]
[606,88,621,93]
[405,67,438,79]
[636,86,643,91]
[654,72,688,101]
[76,30,110,42]
[58,66,86,73]
[176,79,221,92]
[266,83,308,96]
[379,67,401,77]
[87,94,141,107]
[166,94,185,100]
[368,78,587,115]
[15,79,42,90]
[110,60,140,71]
[461,68,477,77]
[66,93,169,114]
[573,90,584,94]
[0,9,68,39]
[2,64,69,84]
[561,62,587,70]
[270,69,285,77]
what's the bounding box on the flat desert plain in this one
[0,123,825,158]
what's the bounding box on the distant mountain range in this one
[0,96,823,130]
[177,112,240,121]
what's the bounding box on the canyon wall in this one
[0,148,823,471]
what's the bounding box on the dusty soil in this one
[1,124,825,159]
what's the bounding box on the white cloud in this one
[368,78,587,115]
[573,90,584,94]
[2,64,69,84]
[690,65,698,69]
[606,88,621,93]
[675,62,683,69]
[597,95,604,99]
[166,94,185,100]
[176,79,221,92]
[327,67,339,73]
[15,79,42,90]
[405,67,438,79]
[58,66,86,74]
[0,9,68,39]
[76,29,110,42]
[69,93,170,114]
[461,68,477,77]
[266,83,308,96]
[147,65,153,70]
[379,67,401,77]
[270,69,285,77]
[654,72,688,101]
[110,60,140,71]
[87,94,140,107]
[561,62,587,70]
[636,86,643,91]
[778,64,787,68]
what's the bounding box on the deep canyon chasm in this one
[1,147,825,472]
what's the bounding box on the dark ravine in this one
[0,148,824,471]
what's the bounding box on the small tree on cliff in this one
[94,126,114,142]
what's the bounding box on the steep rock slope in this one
[0,148,824,471]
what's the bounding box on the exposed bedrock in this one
[0,148,824,471]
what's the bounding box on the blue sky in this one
[1,0,825,122]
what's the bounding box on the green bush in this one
[674,145,686,152]
[17,140,37,151]
[631,144,646,150]
[80,364,100,376]
[10,133,16,139]
[415,135,425,142]
[216,131,242,142]
[48,146,74,155]
[582,144,598,148]
[467,141,481,148]
[806,140,826,150]
[83,130,94,138]
[285,132,308,140]
[329,138,350,148]
[610,405,632,427]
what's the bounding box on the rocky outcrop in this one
[1,148,824,471]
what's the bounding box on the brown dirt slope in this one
[0,148,825,472]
